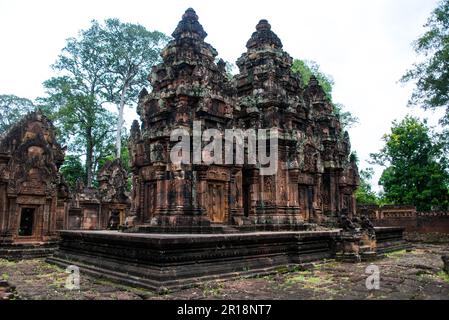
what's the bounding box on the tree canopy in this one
[291,59,358,130]
[60,155,85,191]
[95,19,169,158]
[370,116,449,211]
[401,0,449,125]
[355,167,380,205]
[39,75,116,188]
[0,95,36,134]
[38,19,169,186]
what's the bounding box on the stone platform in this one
[47,230,339,293]
[0,242,58,260]
[46,227,407,293]
[374,227,410,254]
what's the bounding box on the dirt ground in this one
[1,243,448,300]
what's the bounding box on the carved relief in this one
[0,111,68,244]
[126,9,359,230]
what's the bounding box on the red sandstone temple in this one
[0,9,411,291]
[127,8,359,232]
[0,112,69,257]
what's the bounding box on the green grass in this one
[284,270,331,287]
[202,282,224,297]
[436,271,449,284]
[0,259,16,267]
[275,266,290,274]
[384,250,407,258]
[313,260,339,270]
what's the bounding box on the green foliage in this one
[98,18,169,106]
[38,76,116,187]
[292,59,334,100]
[370,116,449,211]
[37,18,168,184]
[97,133,132,191]
[95,19,169,157]
[291,59,358,129]
[60,155,85,190]
[351,152,380,205]
[356,168,380,205]
[215,58,237,81]
[333,103,359,131]
[0,95,36,134]
[401,0,449,124]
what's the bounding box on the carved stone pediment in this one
[97,159,130,204]
[0,111,66,198]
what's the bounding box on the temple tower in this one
[234,19,309,227]
[304,75,360,222]
[0,112,69,257]
[128,8,236,231]
[128,9,359,233]
[234,19,359,226]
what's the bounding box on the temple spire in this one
[309,75,319,87]
[172,8,207,40]
[246,19,283,49]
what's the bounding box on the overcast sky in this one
[0,0,444,191]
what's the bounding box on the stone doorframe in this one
[13,204,42,243]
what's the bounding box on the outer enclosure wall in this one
[358,205,449,240]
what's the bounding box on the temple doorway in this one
[299,185,313,221]
[243,183,251,217]
[18,208,35,236]
[242,170,252,217]
[144,182,157,221]
[207,182,225,223]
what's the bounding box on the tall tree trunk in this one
[86,126,94,187]
[116,85,128,159]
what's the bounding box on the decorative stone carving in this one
[97,159,129,204]
[127,8,360,233]
[0,111,68,255]
[68,159,131,230]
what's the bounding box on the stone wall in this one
[358,205,449,241]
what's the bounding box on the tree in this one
[39,19,115,187]
[292,59,358,129]
[39,19,168,187]
[97,19,169,158]
[401,0,449,124]
[370,116,449,211]
[60,155,85,190]
[292,59,334,100]
[0,95,36,134]
[39,19,168,186]
[333,103,360,132]
[97,133,132,191]
[39,76,116,187]
[355,168,380,205]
